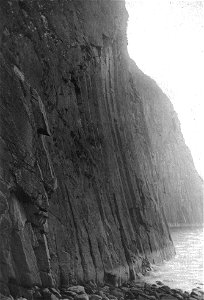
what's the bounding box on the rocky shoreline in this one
[2,281,203,300]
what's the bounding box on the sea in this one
[144,226,204,292]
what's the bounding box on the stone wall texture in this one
[0,0,202,297]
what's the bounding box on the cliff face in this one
[0,0,202,297]
[128,63,203,226]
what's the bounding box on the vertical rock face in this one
[129,62,203,226]
[0,0,202,296]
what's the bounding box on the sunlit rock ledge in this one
[0,0,202,297]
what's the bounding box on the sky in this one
[125,0,204,179]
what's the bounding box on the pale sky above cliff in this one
[125,0,204,179]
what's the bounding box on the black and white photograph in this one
[0,0,203,299]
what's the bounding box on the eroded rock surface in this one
[0,0,202,297]
[128,62,203,226]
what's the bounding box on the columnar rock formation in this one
[129,63,203,226]
[0,0,202,297]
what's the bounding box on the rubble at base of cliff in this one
[2,281,203,300]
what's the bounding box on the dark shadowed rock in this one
[89,295,102,300]
[68,286,86,294]
[75,294,89,300]
[160,296,178,300]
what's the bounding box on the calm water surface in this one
[144,227,204,291]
